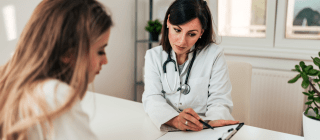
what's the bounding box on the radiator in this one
[250,68,305,136]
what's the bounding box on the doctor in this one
[142,0,239,132]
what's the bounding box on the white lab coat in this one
[142,43,234,130]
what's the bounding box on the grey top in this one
[178,62,186,75]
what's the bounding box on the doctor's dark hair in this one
[160,0,216,53]
[0,0,112,139]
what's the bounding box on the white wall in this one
[0,0,41,65]
[93,0,135,100]
[0,0,136,100]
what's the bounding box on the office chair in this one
[227,61,252,125]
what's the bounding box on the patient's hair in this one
[160,0,216,53]
[0,0,112,139]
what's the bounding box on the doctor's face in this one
[88,29,110,83]
[167,17,203,55]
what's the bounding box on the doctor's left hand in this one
[208,120,239,127]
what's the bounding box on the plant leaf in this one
[313,57,320,67]
[308,115,316,119]
[305,101,313,105]
[309,69,319,76]
[303,92,310,96]
[314,97,320,103]
[314,108,319,115]
[288,74,301,83]
[305,107,311,114]
[300,61,306,70]
[308,96,314,100]
[309,90,315,95]
[314,79,320,83]
[304,65,313,73]
[295,65,301,72]
[302,73,309,81]
[302,80,309,89]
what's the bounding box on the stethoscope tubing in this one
[164,73,178,94]
[162,49,197,95]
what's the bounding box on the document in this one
[157,124,239,140]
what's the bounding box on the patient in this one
[0,0,112,139]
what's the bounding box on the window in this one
[2,5,17,41]
[275,0,320,50]
[210,0,320,54]
[218,0,267,38]
[286,0,320,40]
[210,0,277,48]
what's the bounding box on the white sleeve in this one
[205,48,234,121]
[50,101,97,140]
[28,80,97,140]
[142,50,179,130]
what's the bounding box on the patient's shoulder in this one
[37,79,73,109]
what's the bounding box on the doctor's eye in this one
[189,33,196,37]
[98,51,106,55]
[174,28,181,33]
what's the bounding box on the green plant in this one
[288,52,320,120]
[145,19,162,34]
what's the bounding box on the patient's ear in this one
[60,48,75,64]
[60,56,71,64]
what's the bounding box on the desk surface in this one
[81,92,303,140]
[81,92,165,140]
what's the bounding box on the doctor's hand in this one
[208,120,239,127]
[165,108,203,131]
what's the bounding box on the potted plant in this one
[288,52,320,140]
[145,19,162,41]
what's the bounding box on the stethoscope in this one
[162,48,197,95]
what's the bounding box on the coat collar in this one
[169,45,196,62]
[169,45,196,75]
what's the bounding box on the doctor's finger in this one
[183,108,201,120]
[181,112,203,129]
[208,120,239,127]
[224,120,240,125]
[180,117,202,131]
[179,118,202,131]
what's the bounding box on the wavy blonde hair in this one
[0,0,113,139]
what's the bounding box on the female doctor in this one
[142,0,239,131]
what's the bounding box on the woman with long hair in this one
[0,0,113,139]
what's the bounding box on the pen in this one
[224,123,244,140]
[178,109,214,130]
[199,119,214,130]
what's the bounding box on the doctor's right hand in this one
[165,108,203,131]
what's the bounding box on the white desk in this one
[81,92,165,140]
[81,92,303,140]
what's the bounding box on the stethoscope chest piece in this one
[179,84,191,95]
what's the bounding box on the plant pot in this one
[303,111,320,140]
[150,32,159,41]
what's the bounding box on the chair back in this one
[227,61,252,125]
